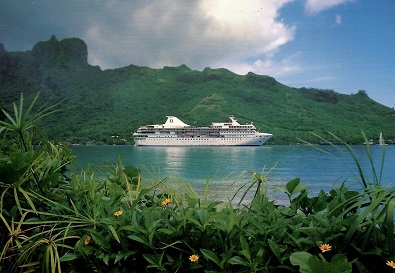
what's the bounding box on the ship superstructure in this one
[132,116,272,146]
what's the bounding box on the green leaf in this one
[201,249,222,269]
[290,252,314,273]
[90,232,108,248]
[268,239,284,264]
[102,254,110,265]
[330,254,352,273]
[342,190,388,247]
[386,197,395,256]
[114,250,138,264]
[127,234,149,246]
[143,253,165,270]
[290,252,352,273]
[239,236,251,262]
[59,253,78,262]
[228,256,249,267]
[286,178,306,197]
[124,165,140,186]
[108,225,120,243]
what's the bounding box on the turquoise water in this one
[71,145,395,203]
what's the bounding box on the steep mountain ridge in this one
[1,36,395,144]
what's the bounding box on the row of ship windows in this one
[138,130,255,133]
[135,136,253,138]
[137,138,251,141]
[211,126,254,129]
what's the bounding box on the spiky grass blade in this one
[342,190,388,249]
[386,197,395,256]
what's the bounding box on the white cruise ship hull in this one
[134,134,272,146]
[133,116,273,146]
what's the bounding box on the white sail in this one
[379,132,386,145]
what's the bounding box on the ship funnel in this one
[164,116,190,128]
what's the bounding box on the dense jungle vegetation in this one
[1,93,395,272]
[1,36,395,145]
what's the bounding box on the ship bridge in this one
[211,116,255,129]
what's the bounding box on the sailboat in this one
[378,132,387,145]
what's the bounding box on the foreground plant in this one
[1,94,394,272]
[0,93,64,151]
[290,251,352,273]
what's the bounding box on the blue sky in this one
[1,0,394,108]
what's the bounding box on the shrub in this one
[0,94,394,272]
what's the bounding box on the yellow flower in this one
[387,261,395,269]
[319,244,332,253]
[189,254,199,262]
[162,198,171,206]
[114,210,123,217]
[84,236,91,245]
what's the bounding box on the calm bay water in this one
[71,145,395,203]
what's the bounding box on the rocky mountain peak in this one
[31,35,88,64]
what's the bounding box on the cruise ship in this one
[132,116,272,146]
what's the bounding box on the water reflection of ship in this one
[161,147,188,171]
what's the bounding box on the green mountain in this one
[1,36,395,144]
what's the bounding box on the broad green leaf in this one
[90,232,108,248]
[330,254,352,273]
[291,252,352,273]
[286,178,306,197]
[268,239,284,264]
[290,252,314,273]
[239,236,251,262]
[228,256,249,267]
[200,249,222,268]
[127,234,149,246]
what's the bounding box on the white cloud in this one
[83,0,295,71]
[224,52,303,77]
[305,0,352,14]
[1,0,297,75]
[306,76,336,83]
[199,0,294,52]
